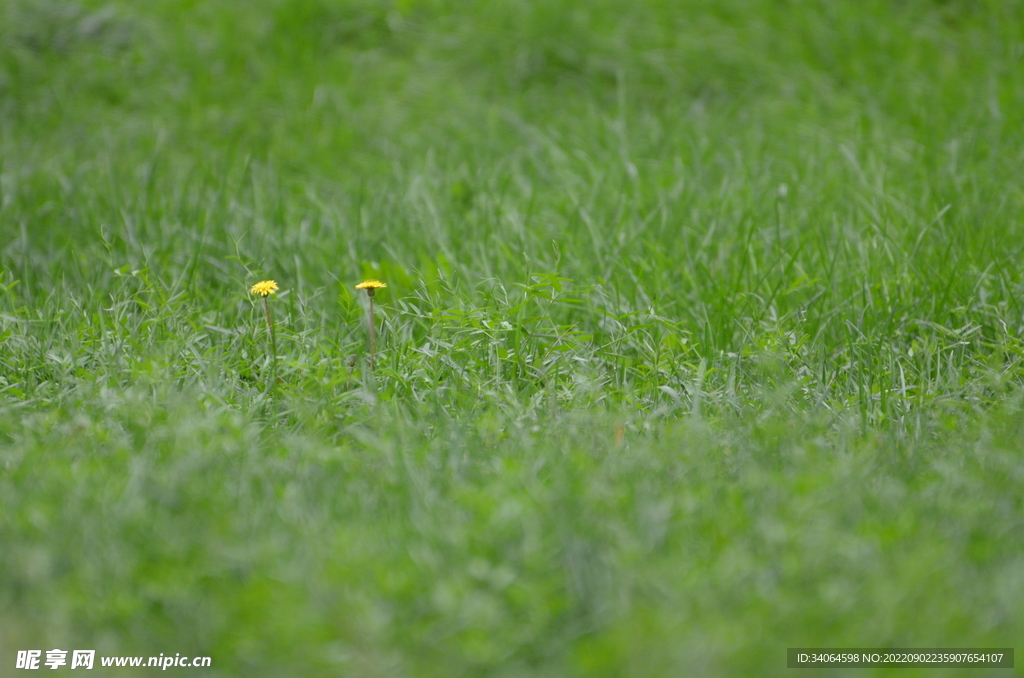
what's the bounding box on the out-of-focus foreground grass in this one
[1,0,1023,675]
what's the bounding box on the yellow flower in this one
[355,279,386,296]
[250,280,279,297]
[355,280,386,368]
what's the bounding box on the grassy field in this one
[2,0,1024,675]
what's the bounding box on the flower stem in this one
[369,296,376,370]
[264,296,277,391]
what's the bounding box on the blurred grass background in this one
[1,0,1023,676]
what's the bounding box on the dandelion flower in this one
[355,279,387,297]
[250,280,279,297]
[355,280,386,369]
[249,280,280,391]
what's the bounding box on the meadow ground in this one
[1,0,1023,676]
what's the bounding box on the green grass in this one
[1,0,1023,675]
